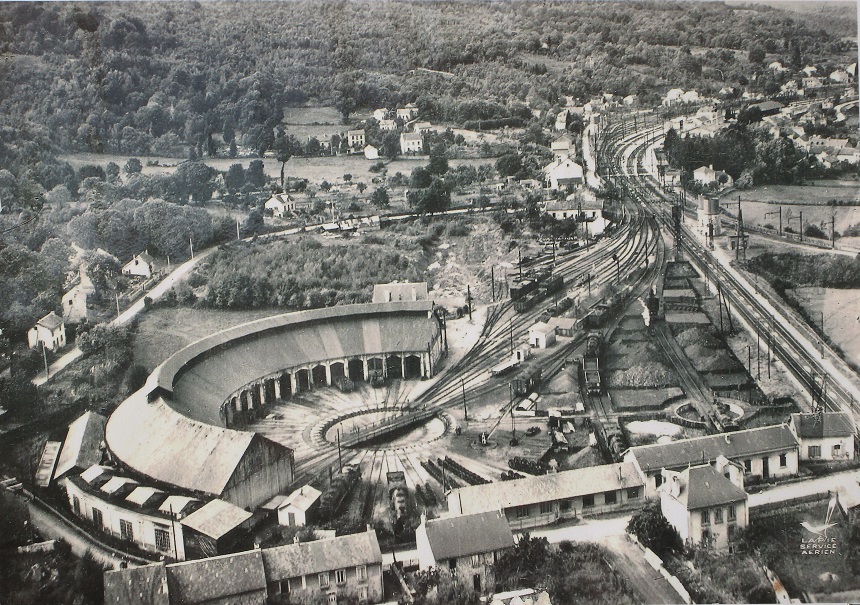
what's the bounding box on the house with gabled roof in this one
[122,251,156,279]
[625,424,799,498]
[400,131,423,154]
[543,157,583,190]
[104,562,170,605]
[550,133,574,159]
[790,411,855,460]
[416,511,515,593]
[54,411,107,481]
[660,456,748,551]
[180,498,254,559]
[264,194,295,218]
[168,549,268,605]
[277,484,322,527]
[28,311,66,351]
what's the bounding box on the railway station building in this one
[446,462,644,530]
[625,424,800,499]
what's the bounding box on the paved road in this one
[748,467,860,507]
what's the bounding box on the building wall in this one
[64,479,187,560]
[223,438,295,510]
[659,492,691,543]
[799,435,854,460]
[267,562,384,604]
[501,485,643,530]
[445,552,501,593]
[687,501,748,551]
[28,324,66,351]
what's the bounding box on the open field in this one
[59,153,496,185]
[720,183,860,234]
[789,286,860,369]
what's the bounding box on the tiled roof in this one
[262,529,382,581]
[448,463,642,516]
[668,465,748,510]
[166,550,266,604]
[627,424,798,474]
[36,311,64,330]
[423,511,514,561]
[104,563,169,605]
[791,412,855,439]
[180,499,253,540]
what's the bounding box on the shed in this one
[528,322,556,348]
[277,485,322,527]
[180,499,253,559]
[547,317,576,337]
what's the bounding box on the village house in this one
[262,528,384,604]
[28,311,66,351]
[396,103,419,121]
[347,129,366,149]
[413,121,432,134]
[264,194,295,218]
[447,462,644,530]
[122,251,156,279]
[543,157,583,190]
[415,511,515,594]
[660,456,749,552]
[692,165,733,188]
[662,88,685,106]
[400,131,424,154]
[625,424,800,499]
[802,76,823,90]
[830,69,851,83]
[372,108,387,121]
[550,133,574,159]
[790,411,855,460]
[804,135,851,153]
[379,118,397,131]
[554,109,568,131]
[364,145,380,160]
[62,264,95,323]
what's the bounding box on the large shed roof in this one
[54,412,107,480]
[180,499,252,540]
[448,463,642,516]
[626,424,799,474]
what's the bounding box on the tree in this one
[408,177,450,214]
[245,160,266,189]
[74,550,106,605]
[0,373,38,416]
[626,502,683,557]
[493,533,552,589]
[356,182,367,194]
[427,144,449,175]
[225,163,245,191]
[410,166,433,189]
[105,161,120,182]
[273,129,297,188]
[174,160,215,202]
[229,140,238,159]
[748,42,766,64]
[495,153,523,177]
[243,209,265,237]
[124,158,143,176]
[370,187,390,208]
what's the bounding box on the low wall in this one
[627,534,692,604]
[750,491,831,520]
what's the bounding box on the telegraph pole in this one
[491,267,495,302]
[461,378,468,421]
[466,285,473,320]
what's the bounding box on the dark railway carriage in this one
[510,279,538,301]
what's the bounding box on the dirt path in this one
[599,535,682,605]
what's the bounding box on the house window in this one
[267,582,281,595]
[516,506,529,519]
[744,459,752,473]
[655,474,663,488]
[583,494,595,508]
[560,500,571,512]
[809,445,822,459]
[120,519,133,542]
[539,502,553,515]
[154,527,171,552]
[728,505,737,521]
[627,487,641,499]
[471,554,481,567]
[72,496,80,516]
[335,569,347,585]
[356,565,367,581]
[327,593,337,605]
[92,508,104,531]
[280,580,290,594]
[448,558,457,571]
[714,508,724,524]
[319,572,330,588]
[604,491,617,505]
[358,586,368,603]
[700,510,710,526]
[834,444,842,457]
[779,453,787,468]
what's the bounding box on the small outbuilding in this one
[277,485,322,527]
[122,251,156,279]
[180,498,254,559]
[528,322,556,348]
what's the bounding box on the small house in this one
[528,322,556,348]
[551,134,573,159]
[277,485,322,527]
[180,499,254,559]
[692,165,733,188]
[400,132,424,154]
[372,108,387,121]
[122,251,156,279]
[413,121,432,134]
[379,119,397,131]
[415,511,515,594]
[790,412,855,461]
[396,103,419,121]
[264,194,295,218]
[547,317,576,337]
[347,129,366,149]
[27,312,66,351]
[364,145,380,160]
[543,158,583,190]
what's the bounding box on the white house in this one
[28,311,66,351]
[692,165,733,188]
[660,456,748,552]
[543,158,583,190]
[830,70,851,83]
[396,103,419,121]
[681,90,700,103]
[554,109,569,131]
[802,76,823,89]
[372,108,387,121]
[379,119,397,131]
[347,129,366,149]
[790,412,855,461]
[400,132,424,154]
[121,251,156,278]
[265,194,296,218]
[768,61,788,73]
[364,145,380,160]
[663,88,685,106]
[416,511,515,594]
[413,121,432,134]
[62,265,95,323]
[802,65,818,76]
[277,485,322,527]
[528,322,556,348]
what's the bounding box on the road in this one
[600,535,681,605]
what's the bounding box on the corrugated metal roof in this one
[35,441,61,488]
[180,499,253,540]
[262,529,382,580]
[105,392,262,497]
[791,412,854,439]
[54,412,107,480]
[448,463,642,516]
[628,424,799,473]
[423,511,514,561]
[166,550,266,604]
[104,563,169,605]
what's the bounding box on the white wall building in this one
[790,412,855,461]
[28,312,66,351]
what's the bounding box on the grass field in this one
[789,286,860,369]
[719,183,860,234]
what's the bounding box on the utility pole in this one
[336,429,343,471]
[831,214,836,249]
[116,292,121,318]
[756,325,761,380]
[461,378,468,421]
[41,342,48,380]
[189,237,194,259]
[466,285,473,321]
[509,319,514,354]
[518,249,522,280]
[491,267,495,302]
[236,218,241,240]
[765,207,781,237]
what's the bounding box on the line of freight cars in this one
[512,273,566,313]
